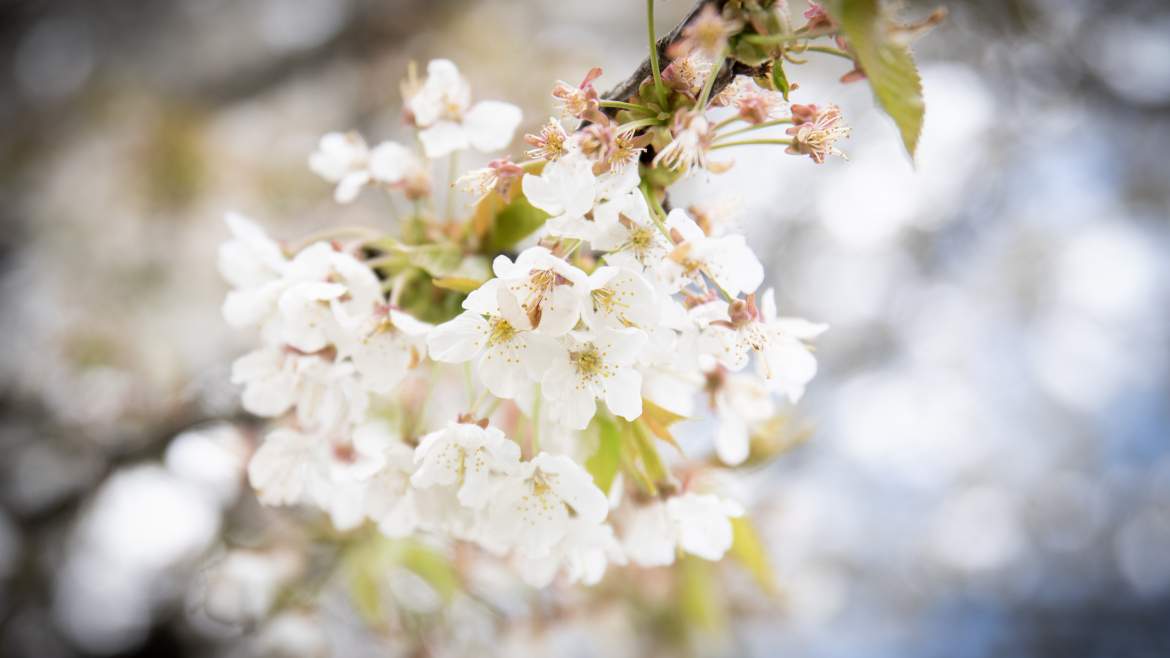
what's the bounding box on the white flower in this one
[542,327,647,430]
[338,420,423,537]
[639,324,705,417]
[666,493,744,560]
[334,306,431,395]
[276,243,383,353]
[593,195,674,276]
[492,246,590,335]
[523,151,643,242]
[621,493,744,566]
[406,59,522,159]
[652,111,716,174]
[426,279,561,399]
[705,368,774,466]
[522,153,598,240]
[363,441,422,537]
[219,213,289,330]
[484,452,609,559]
[590,162,643,226]
[308,132,371,203]
[247,428,331,508]
[219,212,287,295]
[230,346,304,418]
[310,133,426,203]
[662,208,764,297]
[366,141,421,185]
[411,422,521,508]
[517,517,625,587]
[700,289,826,402]
[619,500,677,566]
[583,266,659,330]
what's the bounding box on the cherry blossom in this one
[704,367,775,466]
[219,213,289,332]
[699,289,827,402]
[521,154,598,239]
[405,59,522,159]
[492,247,591,336]
[426,279,562,399]
[786,103,851,164]
[621,493,744,566]
[516,517,626,588]
[484,452,609,559]
[583,265,658,331]
[541,327,647,430]
[662,208,764,297]
[410,422,522,509]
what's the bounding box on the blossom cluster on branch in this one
[214,0,936,641]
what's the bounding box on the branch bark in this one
[601,0,739,112]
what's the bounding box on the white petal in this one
[367,141,413,183]
[278,282,345,353]
[463,101,522,152]
[248,429,322,506]
[334,171,370,204]
[604,367,643,421]
[220,212,287,284]
[419,121,468,159]
[621,503,677,567]
[534,453,608,524]
[426,311,488,363]
[714,410,750,466]
[222,282,283,328]
[665,208,705,243]
[668,493,736,561]
[775,317,829,339]
[551,388,597,431]
[477,345,533,399]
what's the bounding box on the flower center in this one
[569,344,605,378]
[486,317,518,347]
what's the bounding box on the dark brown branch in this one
[601,0,734,111]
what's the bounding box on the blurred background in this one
[1,0,1169,656]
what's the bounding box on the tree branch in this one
[601,0,736,112]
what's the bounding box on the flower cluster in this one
[204,0,947,647]
[219,53,831,593]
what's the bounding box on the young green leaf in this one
[483,194,551,252]
[639,399,687,455]
[586,415,623,494]
[832,0,926,159]
[770,60,791,100]
[432,276,485,293]
[729,516,778,594]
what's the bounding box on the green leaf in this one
[629,420,668,485]
[615,419,657,495]
[587,415,623,494]
[405,243,463,277]
[677,556,725,632]
[832,0,925,158]
[731,34,773,66]
[366,238,463,277]
[398,542,460,602]
[729,516,778,594]
[639,399,687,455]
[344,540,390,627]
[770,60,791,100]
[483,194,550,252]
[432,276,485,293]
